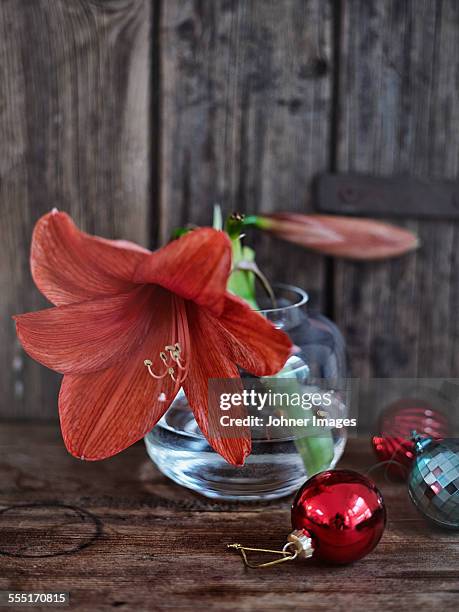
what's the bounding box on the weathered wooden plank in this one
[159,0,333,306]
[0,0,151,418]
[316,173,459,219]
[334,0,459,378]
[0,423,457,611]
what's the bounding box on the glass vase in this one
[145,285,348,501]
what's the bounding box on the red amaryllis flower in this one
[256,213,419,260]
[14,211,292,465]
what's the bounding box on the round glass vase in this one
[144,285,348,501]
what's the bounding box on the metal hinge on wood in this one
[316,174,459,219]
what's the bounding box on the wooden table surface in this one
[1,423,458,611]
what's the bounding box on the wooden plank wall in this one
[0,0,458,420]
[0,0,151,418]
[159,0,331,308]
[334,0,459,379]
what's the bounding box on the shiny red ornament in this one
[371,397,450,479]
[291,469,386,564]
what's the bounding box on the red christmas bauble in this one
[291,469,386,564]
[371,397,450,479]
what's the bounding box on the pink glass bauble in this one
[372,397,450,479]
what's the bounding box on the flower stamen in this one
[144,342,187,384]
[144,296,190,401]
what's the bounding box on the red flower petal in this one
[220,294,292,376]
[14,286,158,374]
[59,290,178,460]
[182,302,251,466]
[134,229,232,315]
[31,211,150,305]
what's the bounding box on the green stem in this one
[242,214,272,230]
[271,363,335,476]
[222,211,334,474]
[227,238,259,309]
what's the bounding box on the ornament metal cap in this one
[411,430,434,454]
[286,529,314,560]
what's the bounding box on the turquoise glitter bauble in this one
[408,437,459,530]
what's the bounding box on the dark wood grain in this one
[0,423,458,611]
[0,0,151,418]
[159,0,333,307]
[316,173,459,219]
[333,0,459,378]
